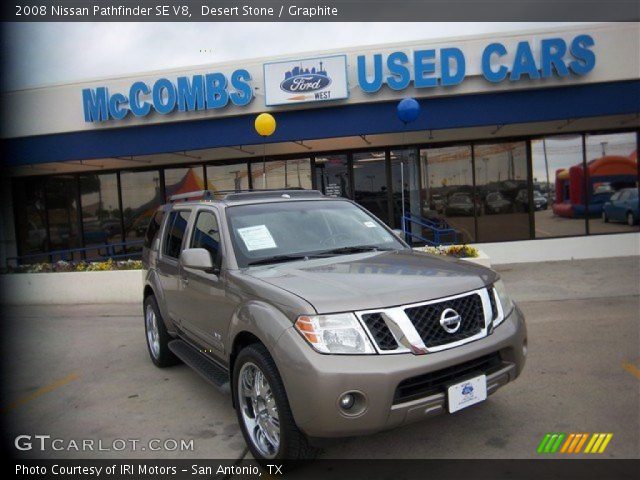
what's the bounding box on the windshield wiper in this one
[247,254,314,266]
[318,245,394,256]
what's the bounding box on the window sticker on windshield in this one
[237,225,277,251]
[364,221,377,228]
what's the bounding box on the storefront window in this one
[120,170,162,251]
[164,166,205,200]
[391,148,420,232]
[252,158,312,190]
[531,135,586,237]
[353,151,390,225]
[79,173,122,259]
[420,146,475,244]
[206,162,249,193]
[474,142,530,242]
[45,175,80,253]
[13,177,49,262]
[585,132,638,233]
[314,155,350,198]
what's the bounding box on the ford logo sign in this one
[280,74,331,94]
[462,383,474,395]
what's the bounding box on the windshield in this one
[226,200,405,267]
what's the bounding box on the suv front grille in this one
[404,293,484,348]
[393,352,503,405]
[361,313,398,351]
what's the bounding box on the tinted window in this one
[531,136,586,238]
[474,142,530,242]
[353,151,390,225]
[206,163,249,194]
[144,210,165,249]
[120,170,162,252]
[13,177,49,262]
[80,173,122,259]
[420,146,475,243]
[45,175,80,251]
[164,166,205,199]
[190,211,221,262]
[252,158,312,190]
[163,210,190,259]
[585,132,638,234]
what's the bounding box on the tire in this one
[144,295,180,368]
[602,211,609,223]
[233,343,318,462]
[627,212,636,226]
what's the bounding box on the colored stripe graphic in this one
[537,433,565,453]
[585,433,614,454]
[538,433,613,454]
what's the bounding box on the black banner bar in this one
[9,459,640,480]
[3,0,640,22]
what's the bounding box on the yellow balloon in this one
[255,113,276,137]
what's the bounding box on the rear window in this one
[162,210,190,259]
[144,210,164,249]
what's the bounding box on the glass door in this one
[314,154,351,198]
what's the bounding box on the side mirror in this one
[180,248,216,272]
[392,229,404,239]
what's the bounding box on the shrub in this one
[5,259,143,274]
[415,244,479,258]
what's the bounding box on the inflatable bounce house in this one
[553,151,638,218]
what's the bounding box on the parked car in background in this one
[484,192,513,215]
[515,190,548,212]
[445,192,481,217]
[602,188,639,226]
[429,193,446,213]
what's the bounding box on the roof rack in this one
[168,190,215,202]
[168,189,325,203]
[222,189,324,201]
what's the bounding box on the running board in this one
[168,339,230,394]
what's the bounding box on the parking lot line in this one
[2,372,80,413]
[622,362,640,379]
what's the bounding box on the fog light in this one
[339,393,355,410]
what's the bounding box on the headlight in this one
[493,279,514,327]
[295,313,375,354]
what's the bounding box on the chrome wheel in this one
[237,362,280,458]
[145,305,160,359]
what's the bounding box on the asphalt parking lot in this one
[2,256,639,460]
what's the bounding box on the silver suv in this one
[142,189,527,461]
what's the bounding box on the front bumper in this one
[273,305,527,438]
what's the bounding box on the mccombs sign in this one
[82,33,595,122]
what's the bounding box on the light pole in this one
[482,158,489,185]
[600,141,608,156]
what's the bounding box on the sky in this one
[1,22,593,91]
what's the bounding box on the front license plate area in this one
[447,374,487,413]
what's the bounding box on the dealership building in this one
[1,23,639,266]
